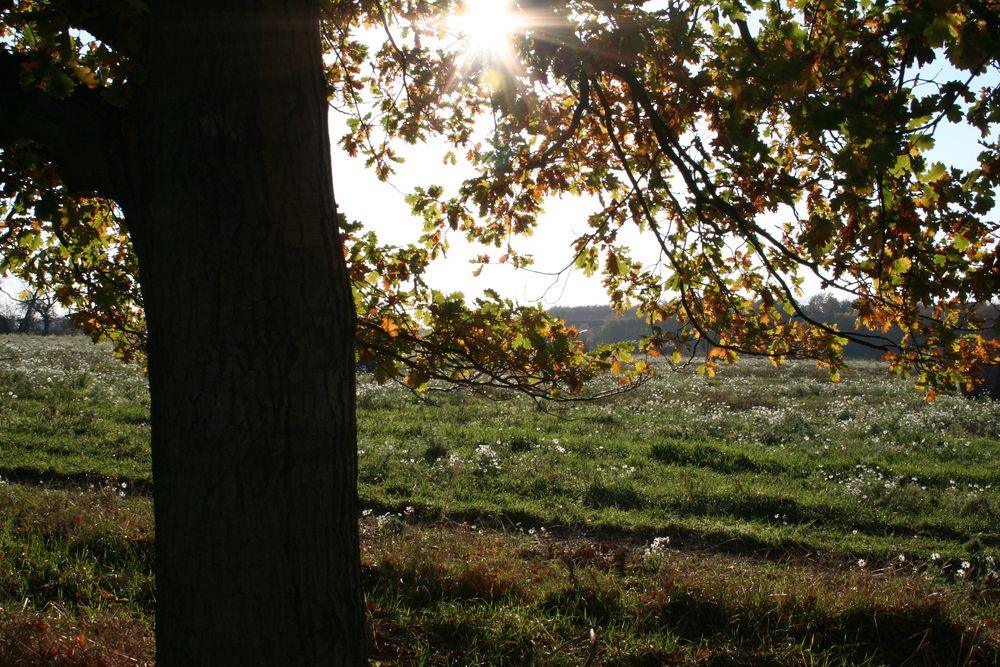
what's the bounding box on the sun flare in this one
[450,0,523,64]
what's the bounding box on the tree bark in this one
[15,305,34,334]
[124,4,365,664]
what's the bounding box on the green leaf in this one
[892,257,912,275]
[921,162,947,183]
[888,154,911,178]
[44,71,76,99]
[913,134,935,152]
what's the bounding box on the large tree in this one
[1,0,997,662]
[2,2,368,663]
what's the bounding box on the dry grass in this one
[0,607,152,667]
[361,517,1000,665]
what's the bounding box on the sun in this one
[449,0,523,65]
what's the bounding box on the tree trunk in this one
[16,302,34,334]
[39,307,52,336]
[125,4,365,664]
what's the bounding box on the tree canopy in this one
[3,0,999,396]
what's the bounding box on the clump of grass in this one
[0,609,153,667]
[649,440,763,473]
[0,485,155,615]
[0,483,154,664]
[423,441,449,464]
[359,519,1000,665]
[584,481,644,510]
[0,335,150,481]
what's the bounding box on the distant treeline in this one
[0,313,78,336]
[550,294,910,359]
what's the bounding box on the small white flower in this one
[931,553,941,561]
[857,559,867,568]
[961,561,971,570]
[898,554,906,562]
[645,536,671,556]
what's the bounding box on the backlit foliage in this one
[2,0,999,395]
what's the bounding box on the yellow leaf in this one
[381,316,399,338]
[73,65,101,88]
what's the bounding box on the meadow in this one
[0,334,998,665]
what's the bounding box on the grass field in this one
[1,334,998,665]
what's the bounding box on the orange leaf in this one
[381,316,399,338]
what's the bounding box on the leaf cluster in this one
[2,0,999,395]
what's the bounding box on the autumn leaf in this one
[381,316,400,338]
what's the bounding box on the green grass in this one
[0,336,151,482]
[361,520,999,666]
[1,488,996,665]
[354,359,998,565]
[1,334,999,665]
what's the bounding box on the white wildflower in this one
[645,536,671,556]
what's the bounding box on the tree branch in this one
[0,49,126,200]
[525,70,590,170]
[608,64,906,355]
[12,1,142,55]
